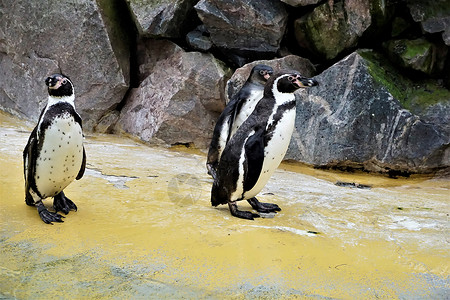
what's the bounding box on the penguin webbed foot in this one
[53,191,77,215]
[228,202,260,220]
[247,197,281,213]
[36,201,64,224]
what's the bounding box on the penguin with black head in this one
[207,64,273,179]
[23,73,86,224]
[211,70,318,219]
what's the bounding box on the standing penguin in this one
[23,74,86,224]
[207,64,273,179]
[211,71,318,219]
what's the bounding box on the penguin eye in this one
[288,76,295,82]
[61,78,68,85]
[259,70,265,76]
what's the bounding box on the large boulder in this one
[286,50,450,174]
[294,0,389,60]
[117,40,231,148]
[0,0,130,130]
[194,0,288,63]
[225,55,316,102]
[407,0,450,46]
[126,0,197,38]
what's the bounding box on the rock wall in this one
[286,50,449,174]
[0,0,131,130]
[0,0,448,174]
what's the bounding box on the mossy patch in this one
[358,50,450,113]
[402,39,432,60]
[358,50,409,102]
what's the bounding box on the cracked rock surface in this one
[0,0,129,130]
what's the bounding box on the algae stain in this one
[359,50,408,102]
[358,50,450,112]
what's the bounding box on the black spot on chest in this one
[265,100,296,146]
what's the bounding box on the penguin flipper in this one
[76,146,86,180]
[206,112,229,177]
[206,99,239,177]
[243,127,265,193]
[227,96,245,142]
[23,126,38,206]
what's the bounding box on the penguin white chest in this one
[35,113,83,197]
[244,106,296,199]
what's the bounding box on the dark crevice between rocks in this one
[170,4,203,51]
[95,0,139,133]
[313,161,450,178]
[313,164,414,178]
[171,142,195,149]
[282,4,324,70]
[104,1,203,116]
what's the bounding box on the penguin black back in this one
[206,64,273,179]
[211,71,318,220]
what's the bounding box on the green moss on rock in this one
[358,50,409,102]
[358,50,450,113]
[383,38,438,74]
[403,39,432,59]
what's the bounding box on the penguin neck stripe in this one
[47,94,75,107]
[37,95,76,136]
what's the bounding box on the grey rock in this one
[127,0,197,38]
[194,0,288,55]
[186,27,213,52]
[94,110,121,134]
[408,0,450,46]
[226,55,317,103]
[281,0,321,7]
[136,39,178,83]
[420,102,450,135]
[286,50,449,174]
[443,30,450,46]
[0,0,130,130]
[117,40,231,148]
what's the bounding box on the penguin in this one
[23,73,86,224]
[206,64,273,179]
[211,71,318,220]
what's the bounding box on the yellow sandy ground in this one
[0,112,448,299]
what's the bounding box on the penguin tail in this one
[211,181,228,207]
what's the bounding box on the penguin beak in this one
[293,76,319,88]
[264,70,273,80]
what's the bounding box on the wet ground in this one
[0,112,449,299]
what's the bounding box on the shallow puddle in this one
[0,112,448,299]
